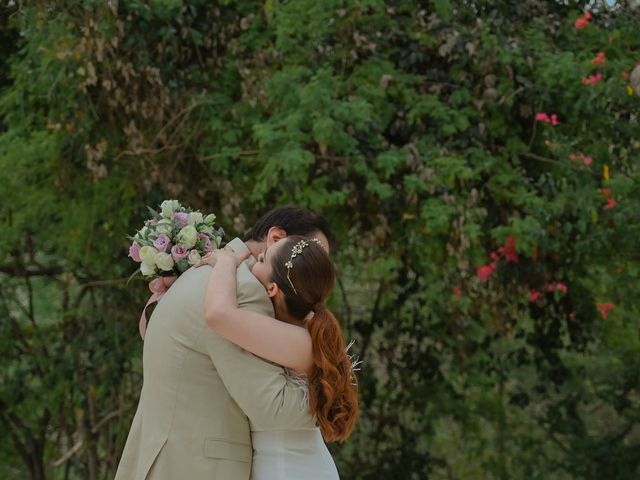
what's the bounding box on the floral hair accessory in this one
[285,239,308,294]
[284,237,324,294]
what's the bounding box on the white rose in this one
[177,225,198,249]
[135,225,149,241]
[187,211,203,225]
[187,250,201,265]
[198,224,214,235]
[160,199,181,219]
[155,219,173,235]
[204,213,216,225]
[140,261,157,277]
[139,246,159,266]
[155,252,175,271]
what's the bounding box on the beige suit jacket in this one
[115,238,314,480]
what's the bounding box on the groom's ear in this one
[266,226,287,248]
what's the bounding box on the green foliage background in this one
[1,1,639,479]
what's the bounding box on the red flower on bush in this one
[605,198,617,209]
[543,282,568,294]
[529,289,541,302]
[591,51,605,66]
[503,236,518,263]
[596,303,615,319]
[477,264,495,282]
[575,11,592,30]
[453,285,462,301]
[581,72,603,86]
[575,18,588,29]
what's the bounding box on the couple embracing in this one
[115,206,359,479]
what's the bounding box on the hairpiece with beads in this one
[284,238,324,294]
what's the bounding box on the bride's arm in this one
[202,251,313,374]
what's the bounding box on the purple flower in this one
[128,241,142,262]
[198,233,213,253]
[154,234,171,252]
[171,244,189,262]
[173,212,189,226]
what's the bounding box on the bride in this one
[197,235,359,479]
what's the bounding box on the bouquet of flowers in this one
[128,199,224,280]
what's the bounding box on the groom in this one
[115,206,334,479]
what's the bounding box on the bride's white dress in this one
[249,371,339,480]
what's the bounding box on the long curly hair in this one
[270,236,359,442]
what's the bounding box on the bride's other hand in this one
[194,246,250,268]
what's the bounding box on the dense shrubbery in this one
[1,1,639,479]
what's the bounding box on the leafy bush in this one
[1,1,639,479]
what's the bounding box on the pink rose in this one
[174,212,189,226]
[171,244,189,262]
[154,234,171,252]
[129,241,142,262]
[198,233,213,253]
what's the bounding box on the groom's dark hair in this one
[243,206,336,252]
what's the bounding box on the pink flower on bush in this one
[581,72,603,86]
[536,112,560,125]
[529,289,541,302]
[591,51,605,67]
[171,244,189,262]
[569,152,593,165]
[596,303,615,319]
[555,283,568,294]
[602,188,611,198]
[477,264,495,282]
[154,234,171,252]
[605,198,617,209]
[129,241,142,262]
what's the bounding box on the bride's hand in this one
[194,246,250,268]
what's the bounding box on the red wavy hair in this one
[271,236,359,441]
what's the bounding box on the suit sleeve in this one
[201,265,316,431]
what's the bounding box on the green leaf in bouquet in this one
[176,258,190,273]
[146,206,161,218]
[175,259,190,274]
